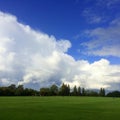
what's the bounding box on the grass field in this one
[0,97,120,120]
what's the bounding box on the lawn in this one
[0,97,120,120]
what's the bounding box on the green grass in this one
[0,97,120,120]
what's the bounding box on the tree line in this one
[0,83,107,97]
[1,83,120,97]
[0,84,38,96]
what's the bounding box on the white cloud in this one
[0,11,120,90]
[96,0,120,8]
[82,0,120,24]
[82,8,103,24]
[81,18,120,57]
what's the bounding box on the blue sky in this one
[0,0,120,90]
[0,0,120,64]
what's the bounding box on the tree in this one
[59,83,70,96]
[85,90,98,96]
[24,88,38,96]
[15,85,24,96]
[67,84,70,96]
[50,84,58,96]
[82,88,85,96]
[8,84,16,96]
[78,86,81,96]
[72,85,78,96]
[40,88,50,96]
[107,91,120,97]
[99,88,105,97]
[0,87,8,96]
[99,88,102,96]
[102,88,105,96]
[8,84,16,90]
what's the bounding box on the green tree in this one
[85,90,98,96]
[82,88,85,96]
[24,88,38,96]
[99,88,105,97]
[8,84,16,96]
[67,84,70,95]
[59,83,70,96]
[40,88,50,96]
[50,84,58,96]
[15,85,24,96]
[78,86,81,96]
[107,91,120,97]
[73,85,78,96]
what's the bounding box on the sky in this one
[0,0,120,90]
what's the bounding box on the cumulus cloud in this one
[81,18,120,57]
[0,11,120,90]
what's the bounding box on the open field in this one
[0,97,120,120]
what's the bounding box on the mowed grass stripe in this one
[0,97,120,120]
